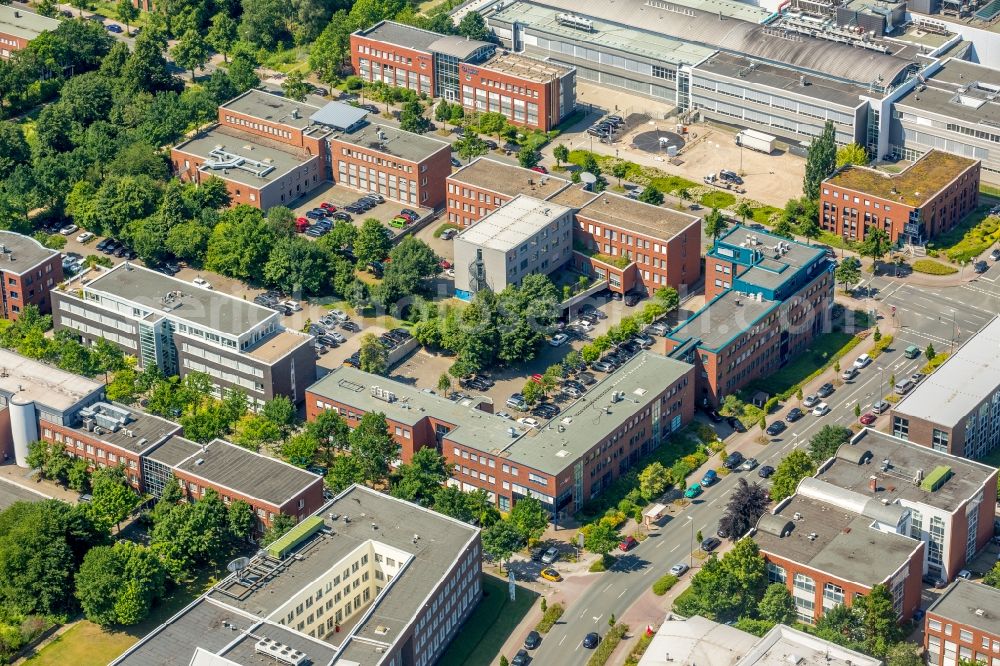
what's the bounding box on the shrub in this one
[921,353,948,374]
[434,222,460,238]
[870,334,894,360]
[652,574,679,596]
[536,603,565,633]
[695,424,718,444]
[587,623,630,666]
[589,556,608,572]
[912,259,958,275]
[763,396,780,413]
[624,631,655,666]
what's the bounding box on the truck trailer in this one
[735,129,775,154]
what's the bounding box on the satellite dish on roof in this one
[580,171,597,184]
[227,557,250,581]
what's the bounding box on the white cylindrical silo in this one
[9,395,38,468]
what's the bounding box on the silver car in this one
[669,563,689,577]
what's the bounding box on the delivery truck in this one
[735,129,775,154]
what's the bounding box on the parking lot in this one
[292,183,431,241]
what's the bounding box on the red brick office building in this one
[925,580,1000,666]
[0,231,63,321]
[0,6,59,59]
[351,21,576,131]
[446,157,571,227]
[306,353,695,515]
[820,150,980,246]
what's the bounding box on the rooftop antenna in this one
[226,556,250,582]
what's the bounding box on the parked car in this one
[758,465,775,478]
[669,563,689,577]
[541,547,560,564]
[812,402,830,416]
[582,633,600,649]
[723,452,744,469]
[785,407,804,422]
[701,469,718,487]
[859,412,877,425]
[517,417,540,429]
[624,292,641,306]
[740,457,759,471]
[512,649,531,666]
[766,421,787,436]
[853,353,871,368]
[702,407,724,423]
[684,483,702,499]
[59,224,78,235]
[991,248,1000,262]
[619,536,638,552]
[701,537,721,552]
[591,361,613,373]
[911,372,927,384]
[340,321,360,332]
[841,367,859,381]
[802,394,819,408]
[872,400,891,415]
[106,23,123,33]
[76,231,94,243]
[524,631,542,650]
[192,277,213,289]
[539,568,562,583]
[817,382,835,398]
[727,416,747,432]
[974,260,989,274]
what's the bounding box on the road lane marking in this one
[559,636,566,646]
[594,614,603,623]
[617,588,628,599]
[670,544,679,552]
[603,583,613,592]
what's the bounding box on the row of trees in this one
[578,287,679,363]
[0,306,125,378]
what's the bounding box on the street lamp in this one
[878,366,885,402]
[687,515,695,569]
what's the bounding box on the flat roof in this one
[358,20,493,59]
[448,157,570,199]
[144,435,202,468]
[754,494,920,587]
[694,51,873,107]
[825,149,978,207]
[893,58,1000,128]
[0,231,59,273]
[492,0,914,85]
[0,348,103,413]
[576,192,700,241]
[0,5,59,41]
[173,439,320,507]
[456,194,571,251]
[927,579,1000,636]
[481,51,572,83]
[892,316,1000,428]
[220,89,321,130]
[336,123,449,163]
[667,290,778,351]
[78,263,277,338]
[716,224,826,271]
[820,429,996,512]
[741,624,881,666]
[308,352,693,476]
[72,403,180,456]
[546,184,600,209]
[244,329,313,364]
[310,100,368,130]
[174,126,315,189]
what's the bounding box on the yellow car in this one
[540,568,562,582]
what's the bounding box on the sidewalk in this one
[0,461,80,504]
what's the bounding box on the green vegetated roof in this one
[920,465,952,492]
[266,515,325,559]
[827,150,977,207]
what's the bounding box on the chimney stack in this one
[869,475,878,493]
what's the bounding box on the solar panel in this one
[975,0,1000,21]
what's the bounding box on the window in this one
[822,583,844,609]
[766,562,786,583]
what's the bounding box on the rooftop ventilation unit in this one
[254,636,308,666]
[79,402,133,433]
[555,12,594,31]
[203,147,276,178]
[370,386,396,403]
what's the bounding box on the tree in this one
[835,258,861,292]
[873,326,882,343]
[465,488,500,527]
[349,412,400,486]
[75,541,166,626]
[638,185,664,206]
[457,11,491,41]
[500,656,509,666]
[391,447,450,505]
[855,403,862,418]
[803,120,837,200]
[281,432,318,467]
[508,496,548,543]
[734,201,753,225]
[610,161,628,186]
[326,455,366,493]
[673,538,766,622]
[886,643,924,666]
[205,206,276,280]
[479,111,509,145]
[861,583,901,658]
[231,414,283,452]
[90,467,139,533]
[384,236,439,294]
[170,29,209,82]
[638,462,670,500]
[925,343,936,361]
[859,227,892,274]
[521,378,543,405]
[227,46,260,93]
[227,500,255,542]
[771,216,794,240]
[281,70,311,102]
[262,396,296,436]
[264,236,333,296]
[758,583,796,625]
[239,0,292,49]
[399,100,430,134]
[207,13,237,62]
[306,409,351,463]
[808,425,852,463]
[308,10,352,83]
[704,208,728,241]
[432,486,474,522]
[435,100,452,126]
[115,0,139,32]
[482,520,524,571]
[355,218,392,268]
[717,477,769,540]
[437,373,451,396]
[585,522,621,559]
[553,144,569,167]
[836,143,869,168]
[799,215,821,245]
[358,333,388,375]
[517,146,540,169]
[769,450,816,502]
[0,122,29,180]
[454,132,488,162]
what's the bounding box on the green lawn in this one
[747,331,859,400]
[437,574,538,666]
[699,191,737,209]
[926,205,998,263]
[24,571,220,666]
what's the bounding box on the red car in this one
[859,412,877,425]
[295,217,310,232]
[398,211,417,222]
[440,259,452,269]
[320,202,337,211]
[619,536,638,552]
[530,165,548,174]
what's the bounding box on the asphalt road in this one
[0,478,47,510]
[528,276,1000,666]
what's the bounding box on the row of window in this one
[356,43,417,67]
[223,114,294,141]
[59,316,137,350]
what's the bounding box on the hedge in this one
[587,623,630,666]
[624,631,655,666]
[921,353,949,374]
[652,574,679,596]
[536,603,565,633]
[434,222,460,238]
[869,334,894,360]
